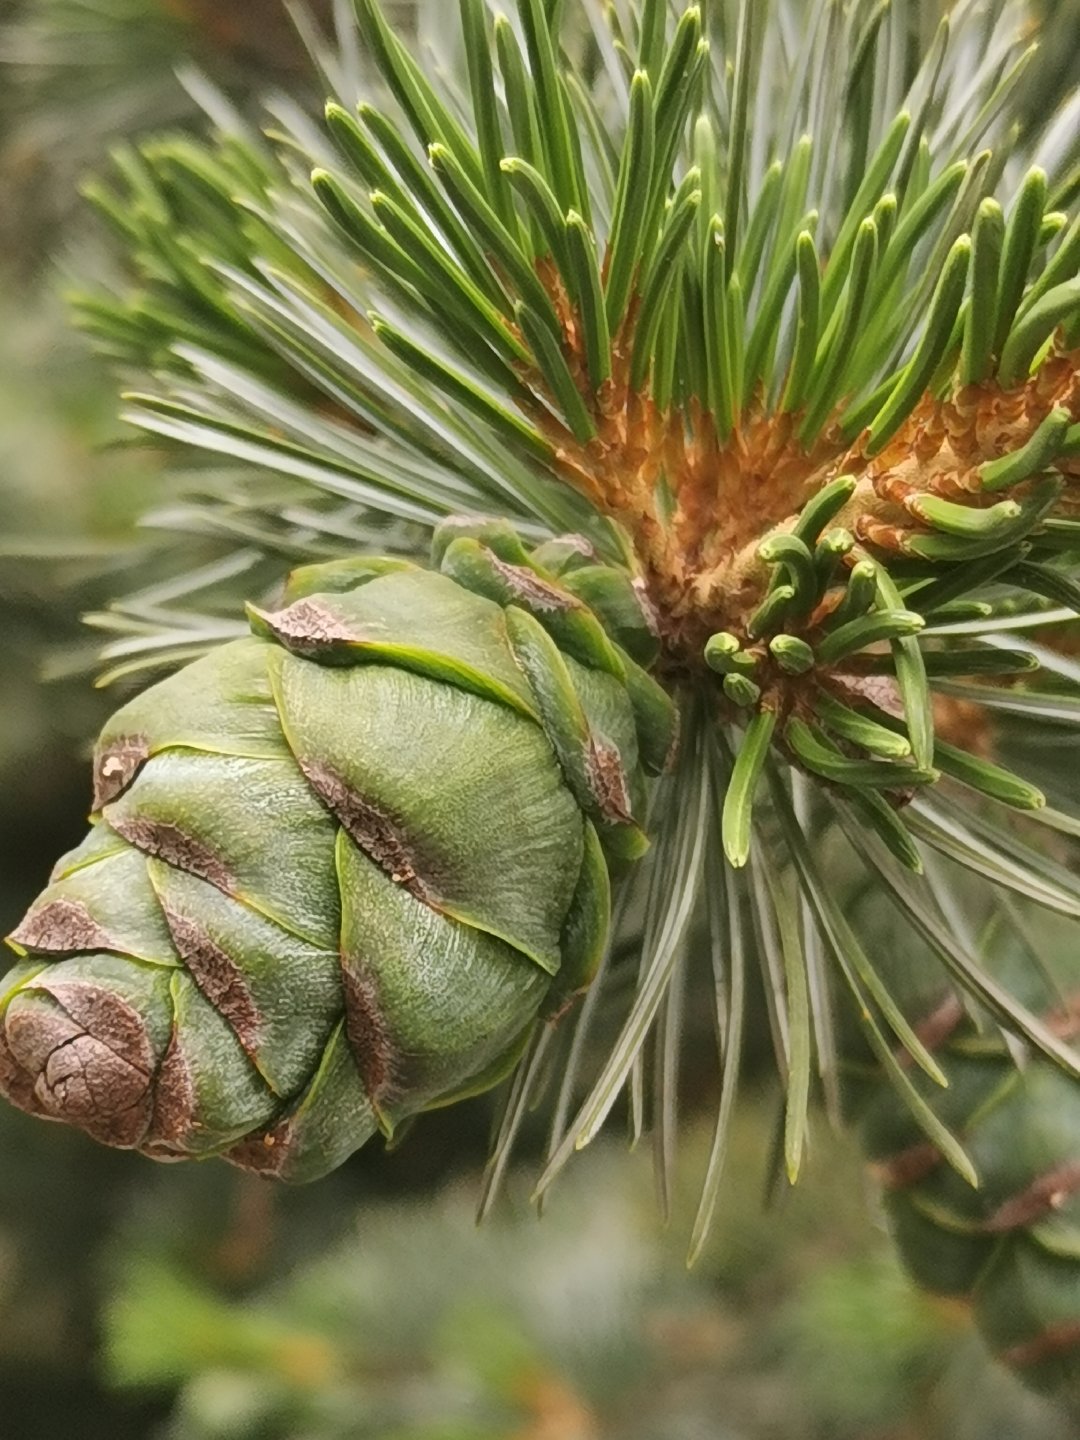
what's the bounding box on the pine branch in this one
[7,3,1080,1376]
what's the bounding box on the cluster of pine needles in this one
[42,0,1080,1260]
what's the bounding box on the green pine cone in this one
[852,920,1080,1408]
[0,529,676,1181]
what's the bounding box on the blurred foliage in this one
[0,290,155,952]
[5,1081,1073,1438]
[1025,0,1080,142]
[86,1108,1069,1440]
[0,0,342,271]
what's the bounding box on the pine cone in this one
[0,530,676,1180]
[854,923,1080,1408]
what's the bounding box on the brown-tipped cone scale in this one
[0,530,677,1181]
[845,910,1080,1411]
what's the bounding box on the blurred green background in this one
[0,4,1077,1438]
